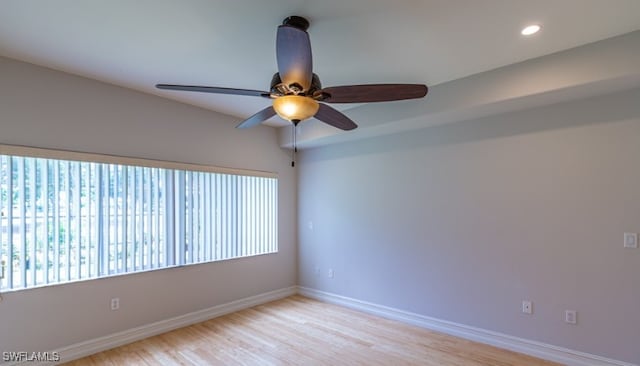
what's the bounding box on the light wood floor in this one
[65,295,561,365]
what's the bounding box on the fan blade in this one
[236,106,276,129]
[320,84,428,103]
[276,25,313,91]
[314,104,357,131]
[156,84,270,98]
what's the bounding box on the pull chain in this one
[291,123,297,167]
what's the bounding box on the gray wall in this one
[298,88,640,364]
[0,57,297,353]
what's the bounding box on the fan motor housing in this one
[270,72,322,97]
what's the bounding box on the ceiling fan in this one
[156,16,428,131]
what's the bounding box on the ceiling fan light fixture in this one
[157,15,426,131]
[273,95,319,123]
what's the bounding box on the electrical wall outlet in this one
[565,310,577,324]
[328,268,334,278]
[110,297,120,311]
[522,300,533,314]
[624,233,638,248]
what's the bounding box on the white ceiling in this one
[1,0,640,129]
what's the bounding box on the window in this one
[0,145,278,291]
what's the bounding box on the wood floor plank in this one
[63,295,561,365]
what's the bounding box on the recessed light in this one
[521,24,541,36]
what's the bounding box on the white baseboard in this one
[48,286,297,365]
[298,287,636,366]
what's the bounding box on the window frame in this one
[0,144,278,292]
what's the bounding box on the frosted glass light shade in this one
[273,95,319,122]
